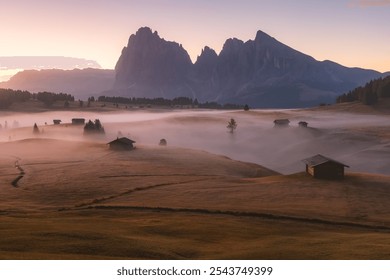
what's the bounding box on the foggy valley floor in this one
[0,107,390,259]
[2,105,390,175]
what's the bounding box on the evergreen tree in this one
[83,119,105,134]
[337,75,390,104]
[33,123,40,134]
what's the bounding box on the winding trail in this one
[72,177,215,208]
[11,159,25,187]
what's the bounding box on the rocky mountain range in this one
[113,27,384,107]
[1,27,386,107]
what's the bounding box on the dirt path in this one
[11,159,25,187]
[71,177,217,209]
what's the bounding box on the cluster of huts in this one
[42,117,166,151]
[273,118,308,128]
[272,118,349,179]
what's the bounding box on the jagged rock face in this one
[193,46,218,80]
[113,27,382,107]
[115,27,192,87]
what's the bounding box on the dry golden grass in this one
[2,210,390,260]
[0,137,390,259]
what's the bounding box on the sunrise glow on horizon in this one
[1,0,389,72]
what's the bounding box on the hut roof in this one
[107,137,136,145]
[302,154,349,168]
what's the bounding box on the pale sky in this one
[1,0,389,72]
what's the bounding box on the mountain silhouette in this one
[112,27,383,108]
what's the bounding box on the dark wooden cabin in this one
[298,121,308,127]
[274,119,290,127]
[71,118,85,125]
[53,119,62,125]
[302,154,349,180]
[107,137,136,150]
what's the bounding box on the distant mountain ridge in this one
[0,56,102,83]
[113,27,384,108]
[0,56,101,70]
[0,68,114,99]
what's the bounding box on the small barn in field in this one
[298,121,308,127]
[302,154,349,180]
[107,137,136,150]
[53,119,62,125]
[274,119,290,127]
[72,118,85,125]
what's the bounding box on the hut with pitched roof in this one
[107,137,136,150]
[302,154,349,180]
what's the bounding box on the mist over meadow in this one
[1,109,389,176]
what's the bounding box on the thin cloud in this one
[349,0,390,7]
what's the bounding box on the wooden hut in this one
[274,119,290,127]
[107,137,136,150]
[71,118,85,125]
[298,121,308,127]
[302,154,349,180]
[53,119,62,125]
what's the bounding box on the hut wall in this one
[72,119,85,125]
[109,142,133,150]
[307,165,315,176]
[313,162,345,179]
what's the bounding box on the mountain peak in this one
[220,38,244,56]
[136,26,153,34]
[115,27,192,88]
[194,46,218,78]
[127,26,160,45]
[199,46,217,58]
[135,26,159,38]
[255,30,273,42]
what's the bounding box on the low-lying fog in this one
[1,109,390,176]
